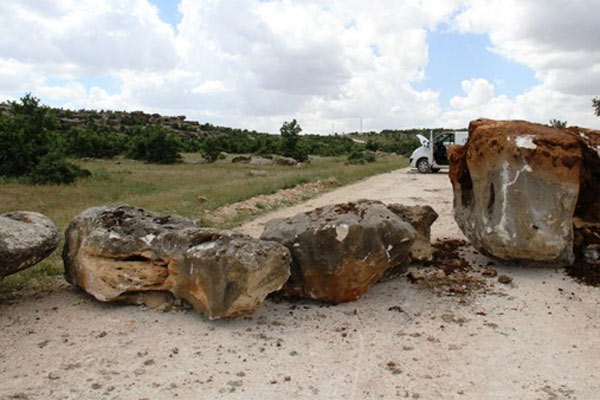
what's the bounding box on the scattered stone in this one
[275,157,298,166]
[386,361,402,375]
[482,268,498,278]
[250,156,274,165]
[261,200,416,303]
[386,204,438,262]
[498,275,513,284]
[63,205,291,319]
[388,306,404,313]
[48,373,59,380]
[196,196,208,203]
[0,211,60,279]
[249,169,268,177]
[449,119,600,265]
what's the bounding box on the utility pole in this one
[360,117,363,134]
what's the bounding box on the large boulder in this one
[386,204,438,262]
[449,119,600,265]
[0,212,59,279]
[260,200,416,304]
[63,205,291,319]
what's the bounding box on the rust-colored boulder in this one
[63,205,291,319]
[260,200,416,304]
[448,119,600,265]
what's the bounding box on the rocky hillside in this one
[0,101,252,140]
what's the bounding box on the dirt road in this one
[1,169,599,399]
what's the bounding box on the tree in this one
[126,125,182,164]
[593,97,600,117]
[549,119,567,128]
[0,93,85,184]
[279,119,308,162]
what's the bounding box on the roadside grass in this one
[0,153,408,297]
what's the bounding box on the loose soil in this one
[1,168,599,400]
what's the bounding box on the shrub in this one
[30,149,89,184]
[232,156,251,163]
[200,136,223,163]
[0,93,88,184]
[65,127,122,159]
[347,150,376,164]
[126,125,182,164]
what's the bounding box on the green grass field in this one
[0,153,408,297]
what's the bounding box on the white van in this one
[409,131,468,173]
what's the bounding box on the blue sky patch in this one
[414,31,538,106]
[149,0,182,28]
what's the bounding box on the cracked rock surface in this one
[260,200,416,303]
[63,205,291,319]
[448,119,600,265]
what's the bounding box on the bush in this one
[200,136,223,163]
[30,150,89,184]
[0,93,87,184]
[126,126,182,164]
[64,127,122,159]
[347,150,376,164]
[231,155,251,163]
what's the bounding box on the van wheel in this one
[417,158,430,173]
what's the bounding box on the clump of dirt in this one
[565,260,600,287]
[426,239,470,274]
[407,239,487,297]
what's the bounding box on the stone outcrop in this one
[0,212,60,279]
[63,205,291,319]
[386,204,438,262]
[449,119,600,265]
[260,200,416,304]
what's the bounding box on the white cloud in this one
[191,81,226,95]
[1,0,598,133]
[0,0,177,74]
[442,78,599,129]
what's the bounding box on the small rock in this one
[482,268,498,277]
[250,156,274,165]
[48,372,60,380]
[275,157,298,166]
[498,275,513,284]
[249,169,268,177]
[196,196,208,203]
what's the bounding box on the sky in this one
[1,0,599,134]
